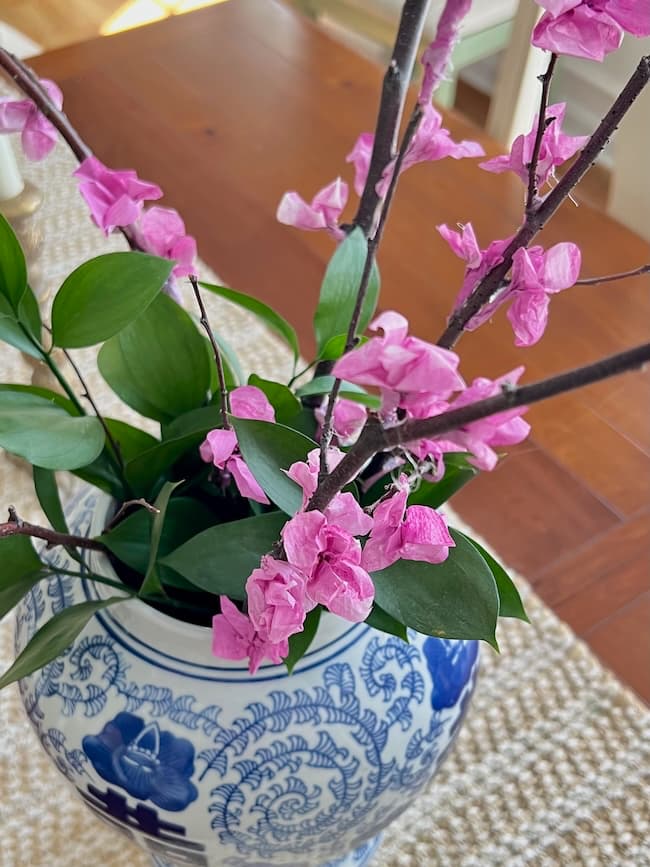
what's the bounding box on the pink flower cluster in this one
[438,222,581,346]
[333,312,531,471]
[212,444,457,673]
[200,386,276,504]
[532,0,650,61]
[0,79,62,161]
[480,103,587,194]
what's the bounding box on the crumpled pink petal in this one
[73,155,162,234]
[346,131,374,196]
[227,454,270,504]
[0,79,62,161]
[277,177,348,240]
[246,556,307,644]
[418,0,472,105]
[134,206,197,277]
[229,385,275,422]
[286,447,345,507]
[212,596,288,674]
[199,428,238,467]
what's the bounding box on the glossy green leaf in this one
[313,228,380,353]
[365,603,408,641]
[295,375,381,409]
[73,450,127,501]
[0,390,105,470]
[139,481,182,598]
[98,293,211,423]
[0,535,46,621]
[285,607,321,674]
[33,466,68,534]
[0,596,127,689]
[0,214,27,311]
[231,418,317,515]
[161,511,287,599]
[51,252,172,348]
[455,531,529,621]
[248,375,301,425]
[0,383,79,414]
[206,331,242,388]
[318,333,367,362]
[371,529,499,647]
[126,407,221,495]
[200,281,299,363]
[104,419,158,463]
[0,292,42,358]
[99,497,217,576]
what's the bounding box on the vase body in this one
[15,488,479,867]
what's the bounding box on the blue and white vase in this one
[15,487,479,867]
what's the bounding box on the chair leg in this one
[435,76,458,108]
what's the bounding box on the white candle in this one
[0,136,25,201]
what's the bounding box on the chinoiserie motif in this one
[16,488,478,867]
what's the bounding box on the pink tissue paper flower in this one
[532,1,650,61]
[332,311,465,411]
[286,446,345,507]
[134,206,197,277]
[276,177,348,240]
[0,79,62,160]
[361,479,455,572]
[441,367,532,470]
[199,385,275,504]
[73,155,162,235]
[418,0,473,106]
[348,104,484,200]
[315,397,368,445]
[246,556,308,644]
[479,103,588,191]
[507,242,581,346]
[283,511,375,622]
[212,596,288,674]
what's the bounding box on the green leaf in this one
[51,252,172,348]
[33,467,68,534]
[161,511,287,599]
[371,529,499,648]
[0,596,127,689]
[313,228,380,353]
[295,375,381,409]
[0,383,79,414]
[318,333,366,362]
[200,281,300,364]
[0,535,46,621]
[99,496,217,576]
[0,214,27,311]
[248,375,301,425]
[407,454,478,509]
[126,407,221,495]
[98,293,211,423]
[455,531,529,621]
[365,603,408,641]
[73,450,127,500]
[104,419,158,463]
[0,390,105,470]
[231,418,317,515]
[0,293,42,358]
[139,481,182,598]
[285,607,321,674]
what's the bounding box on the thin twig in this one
[103,498,160,532]
[189,275,230,428]
[525,53,558,214]
[437,55,650,349]
[308,340,650,512]
[2,507,106,551]
[318,106,424,476]
[353,0,431,235]
[576,263,650,286]
[60,348,125,473]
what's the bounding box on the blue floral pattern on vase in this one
[14,488,479,867]
[83,712,199,811]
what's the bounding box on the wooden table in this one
[28,0,649,699]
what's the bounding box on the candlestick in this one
[0,136,25,201]
[0,180,44,290]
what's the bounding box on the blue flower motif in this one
[82,712,198,811]
[422,638,478,710]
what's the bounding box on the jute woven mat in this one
[0,94,649,866]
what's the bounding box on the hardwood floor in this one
[10,1,650,703]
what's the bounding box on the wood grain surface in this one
[26,0,649,700]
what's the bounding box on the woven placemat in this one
[0,90,649,867]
